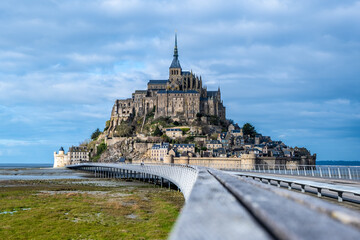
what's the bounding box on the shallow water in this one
[0,168,89,181]
[0,163,53,169]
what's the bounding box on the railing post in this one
[338,192,343,202]
[317,188,322,197]
[328,167,331,178]
[338,168,341,179]
[348,168,352,180]
[300,185,305,193]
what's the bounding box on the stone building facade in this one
[165,128,183,139]
[53,146,89,168]
[108,35,226,134]
[151,142,170,161]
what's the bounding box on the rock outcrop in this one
[99,138,154,162]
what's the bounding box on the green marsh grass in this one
[0,179,184,240]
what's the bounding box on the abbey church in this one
[108,35,226,133]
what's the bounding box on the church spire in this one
[174,33,178,58]
[170,33,181,69]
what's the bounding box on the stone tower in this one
[169,34,182,90]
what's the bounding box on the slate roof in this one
[148,80,168,85]
[152,142,170,149]
[207,140,221,144]
[174,144,195,148]
[207,91,218,97]
[157,90,199,94]
[69,146,88,152]
[166,128,182,132]
[170,57,181,68]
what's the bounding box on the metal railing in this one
[68,162,198,200]
[188,162,360,181]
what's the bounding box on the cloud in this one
[0,139,48,147]
[325,99,351,105]
[0,0,359,162]
[67,53,115,64]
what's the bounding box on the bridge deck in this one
[68,163,360,240]
[228,171,360,202]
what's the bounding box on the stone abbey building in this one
[108,35,226,133]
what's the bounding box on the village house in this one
[165,128,183,139]
[53,146,89,168]
[173,144,195,155]
[206,140,222,150]
[68,146,89,164]
[151,142,170,161]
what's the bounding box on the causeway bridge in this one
[67,163,360,240]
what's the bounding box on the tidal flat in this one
[0,178,184,240]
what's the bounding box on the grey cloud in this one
[0,0,359,162]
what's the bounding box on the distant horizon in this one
[1,160,360,166]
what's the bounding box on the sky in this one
[0,0,359,164]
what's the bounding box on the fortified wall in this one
[131,153,315,170]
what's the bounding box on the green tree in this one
[181,128,190,135]
[196,113,203,122]
[209,115,219,125]
[104,120,111,131]
[201,146,207,151]
[153,126,163,136]
[91,128,101,140]
[96,142,107,155]
[210,133,218,140]
[242,123,257,137]
[115,123,132,137]
[161,135,171,142]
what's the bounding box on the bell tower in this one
[169,34,182,89]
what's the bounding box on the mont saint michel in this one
[108,34,226,132]
[3,1,360,239]
[54,35,316,168]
